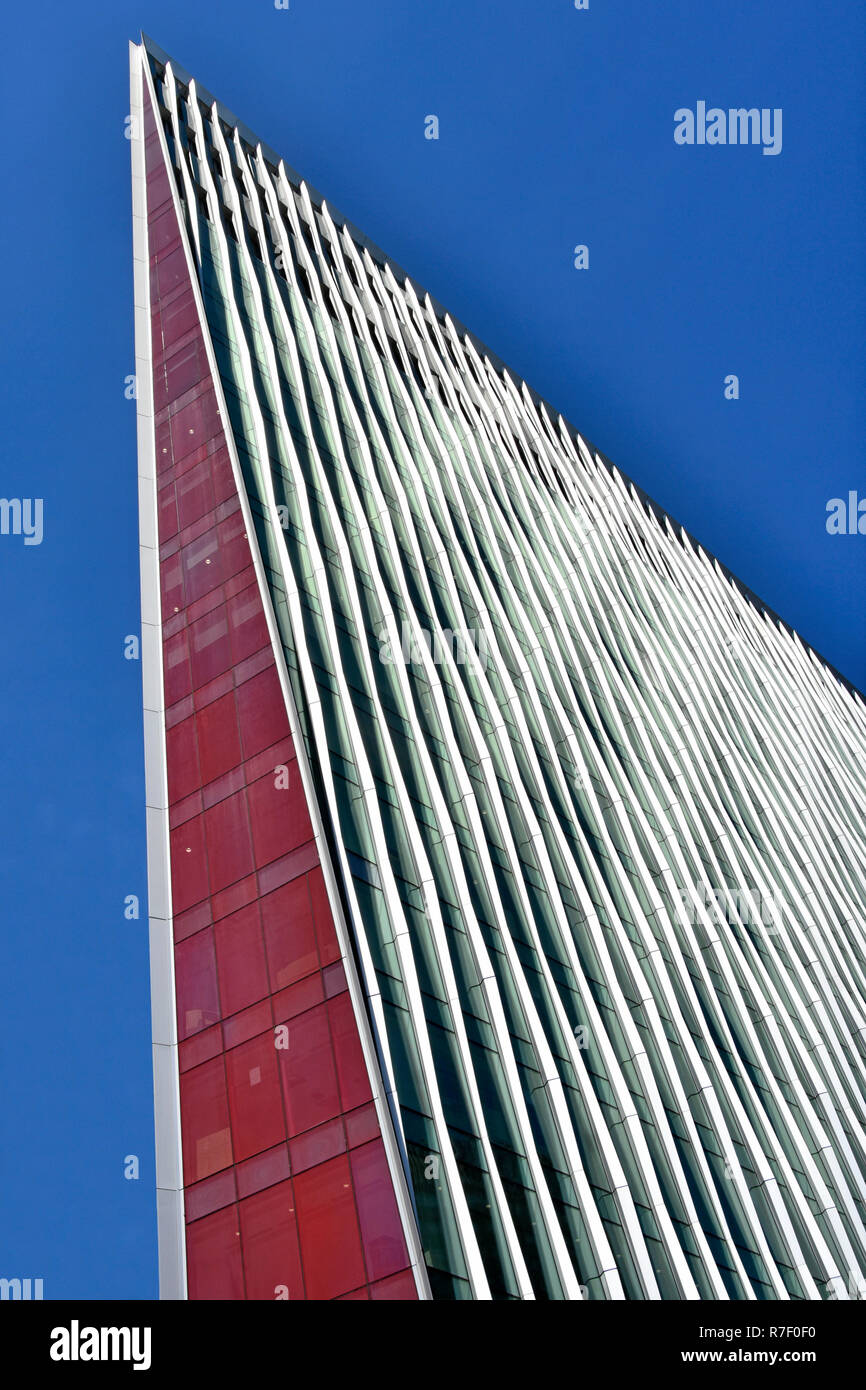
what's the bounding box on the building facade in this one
[131,36,866,1300]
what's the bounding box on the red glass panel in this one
[196,690,241,786]
[175,456,216,529]
[210,872,257,926]
[214,901,268,1017]
[166,714,200,805]
[179,1024,223,1074]
[227,583,270,663]
[185,1167,237,1223]
[308,866,341,965]
[216,508,250,583]
[344,1102,380,1150]
[247,771,311,868]
[145,159,170,209]
[169,813,209,914]
[257,841,319,896]
[209,445,237,506]
[186,1206,244,1300]
[273,972,324,1025]
[149,204,181,255]
[201,764,245,811]
[169,391,220,466]
[328,991,373,1111]
[180,1057,232,1183]
[188,605,232,689]
[222,999,273,1051]
[163,627,191,704]
[276,1002,341,1137]
[261,877,318,991]
[350,1139,408,1282]
[238,1180,304,1301]
[323,960,347,998]
[204,791,254,894]
[235,1143,291,1200]
[163,338,209,406]
[173,898,212,944]
[175,928,219,1039]
[226,1032,286,1162]
[293,1154,366,1300]
[160,548,183,616]
[153,245,187,299]
[182,528,224,604]
[158,481,179,542]
[235,666,290,758]
[289,1115,346,1175]
[161,290,201,346]
[370,1269,417,1300]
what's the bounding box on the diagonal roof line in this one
[137,32,864,702]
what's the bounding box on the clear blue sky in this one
[0,0,863,1298]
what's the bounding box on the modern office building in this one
[130,35,866,1300]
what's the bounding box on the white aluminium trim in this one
[130,39,187,1302]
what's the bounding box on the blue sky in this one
[0,0,863,1298]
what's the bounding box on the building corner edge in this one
[130,36,188,1302]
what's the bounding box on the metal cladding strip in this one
[558,447,856,1023]
[403,322,861,1289]
[161,64,201,270]
[370,269,700,1298]
[301,244,708,1295]
[547,461,828,961]
[195,104,492,1301]
[623,500,866,1118]
[176,64,433,1301]
[183,95,486,1298]
[316,228,620,1298]
[653,540,866,1099]
[465,442,769,1295]
[209,140,601,1297]
[458,389,850,1289]
[137,47,431,1300]
[375,320,751,1297]
[560,471,866,1283]
[511,517,803,1297]
[288,192,550,1300]
[140,37,866,1300]
[429,376,753,1297]
[332,265,856,1295]
[179,84,444,1301]
[215,129,537,1298]
[514,450,861,1284]
[258,169,553,1301]
[575,469,861,1095]
[636,501,861,911]
[129,40,187,1302]
[227,143,409,1187]
[694,584,866,980]
[646,569,866,1252]
[291,218,606,1299]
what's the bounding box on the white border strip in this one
[130,39,187,1301]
